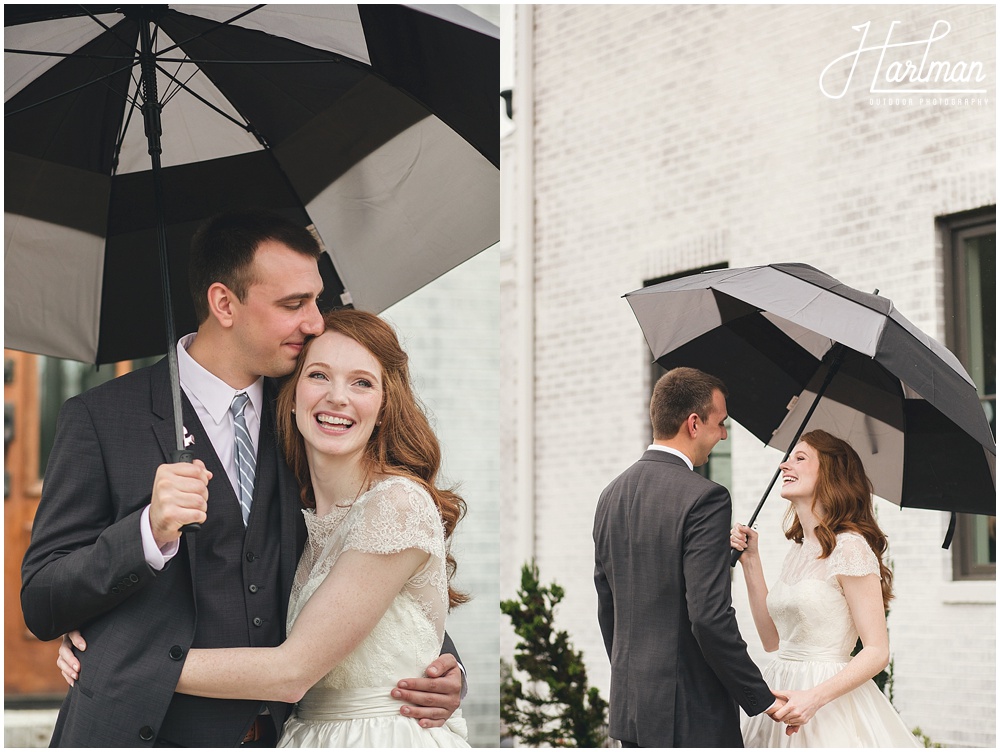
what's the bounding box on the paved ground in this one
[4,708,58,748]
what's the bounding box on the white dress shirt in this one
[647,443,694,471]
[141,333,264,568]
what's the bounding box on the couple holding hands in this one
[594,367,921,748]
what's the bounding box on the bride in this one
[731,429,919,747]
[175,309,470,747]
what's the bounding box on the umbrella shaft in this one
[139,19,162,152]
[138,15,184,454]
[732,343,848,567]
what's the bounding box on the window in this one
[38,355,162,477]
[941,207,996,580]
[645,264,731,488]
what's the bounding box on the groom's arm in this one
[684,484,775,717]
[391,632,465,728]
[440,631,468,697]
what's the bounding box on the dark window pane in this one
[39,359,117,477]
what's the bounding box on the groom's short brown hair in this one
[650,367,728,440]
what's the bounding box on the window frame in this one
[940,206,996,581]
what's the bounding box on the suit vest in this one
[156,406,288,746]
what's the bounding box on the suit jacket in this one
[593,450,773,748]
[21,358,306,747]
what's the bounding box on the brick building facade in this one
[501,5,995,746]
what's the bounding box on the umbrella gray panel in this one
[178,5,373,66]
[4,215,104,363]
[711,266,889,358]
[307,115,499,314]
[771,389,906,506]
[626,289,725,357]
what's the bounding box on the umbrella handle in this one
[170,449,202,533]
[730,464,781,567]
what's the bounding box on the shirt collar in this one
[647,443,694,471]
[177,333,264,425]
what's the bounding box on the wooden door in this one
[4,350,66,697]
[5,351,131,698]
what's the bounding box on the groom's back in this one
[594,450,747,748]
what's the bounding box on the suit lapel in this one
[262,378,305,601]
[150,359,237,582]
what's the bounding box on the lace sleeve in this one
[827,532,881,580]
[343,477,445,560]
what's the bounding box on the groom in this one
[594,367,783,747]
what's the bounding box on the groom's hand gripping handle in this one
[150,457,211,546]
[171,449,202,533]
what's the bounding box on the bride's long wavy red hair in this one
[784,429,894,608]
[276,308,469,609]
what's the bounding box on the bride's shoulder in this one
[364,474,436,512]
[833,530,868,547]
[828,531,879,577]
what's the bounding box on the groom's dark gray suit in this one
[21,358,306,747]
[594,449,774,748]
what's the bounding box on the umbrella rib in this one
[4,47,135,61]
[73,5,141,55]
[152,60,255,135]
[152,21,195,108]
[4,60,137,118]
[155,4,267,56]
[151,56,355,66]
[111,81,142,175]
[159,62,201,109]
[79,4,128,39]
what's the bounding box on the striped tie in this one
[230,392,256,526]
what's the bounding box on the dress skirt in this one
[742,657,920,748]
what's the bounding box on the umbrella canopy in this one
[5,4,500,365]
[625,263,996,517]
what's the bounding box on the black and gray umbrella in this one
[5,4,499,470]
[625,263,996,549]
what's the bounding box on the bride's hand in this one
[771,688,822,727]
[730,523,759,556]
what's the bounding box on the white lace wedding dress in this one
[277,476,469,748]
[742,532,919,748]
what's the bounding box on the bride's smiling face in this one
[294,331,383,463]
[779,441,820,503]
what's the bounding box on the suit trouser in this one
[154,718,278,748]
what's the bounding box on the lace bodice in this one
[287,476,448,689]
[767,532,881,662]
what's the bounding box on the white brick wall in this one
[384,246,500,747]
[502,4,995,747]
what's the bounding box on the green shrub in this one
[500,561,609,747]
